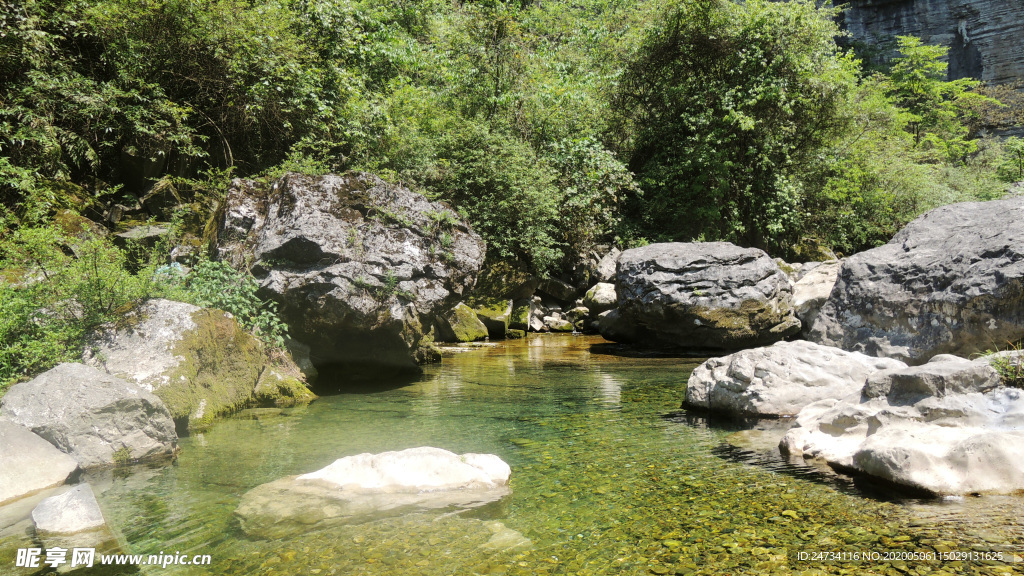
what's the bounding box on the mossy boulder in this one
[436,303,489,342]
[471,298,513,339]
[508,302,531,332]
[84,299,315,432]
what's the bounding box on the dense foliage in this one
[1,0,1021,387]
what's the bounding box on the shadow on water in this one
[311,363,427,395]
[663,410,938,504]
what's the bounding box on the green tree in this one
[614,0,860,255]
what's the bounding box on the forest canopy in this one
[1,0,1020,267]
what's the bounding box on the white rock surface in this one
[781,355,1024,495]
[32,485,105,534]
[791,260,840,336]
[236,447,512,538]
[684,340,906,417]
[0,420,79,505]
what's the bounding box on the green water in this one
[9,335,1024,575]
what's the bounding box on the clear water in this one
[6,335,1024,575]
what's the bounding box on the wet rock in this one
[0,420,78,505]
[32,485,105,535]
[437,303,489,342]
[604,242,800,350]
[685,341,906,417]
[217,173,485,370]
[807,196,1024,364]
[83,299,313,431]
[582,282,617,315]
[1,363,176,468]
[781,354,1024,495]
[473,300,513,339]
[235,447,511,539]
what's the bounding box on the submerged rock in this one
[217,172,485,370]
[1,363,176,468]
[84,299,314,431]
[603,242,800,350]
[0,420,79,505]
[807,196,1024,364]
[235,447,511,539]
[32,485,105,535]
[781,354,1024,495]
[685,341,906,418]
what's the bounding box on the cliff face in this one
[842,0,1024,84]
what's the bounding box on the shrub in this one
[184,260,288,348]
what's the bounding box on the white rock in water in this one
[236,447,512,539]
[297,447,510,491]
[684,340,905,417]
[32,485,106,534]
[781,355,1024,495]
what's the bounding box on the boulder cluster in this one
[673,196,1024,496]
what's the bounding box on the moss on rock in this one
[437,303,489,342]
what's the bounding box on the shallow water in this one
[6,335,1024,575]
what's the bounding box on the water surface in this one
[8,335,1024,575]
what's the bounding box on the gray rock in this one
[684,341,906,417]
[582,282,617,315]
[543,314,574,332]
[217,173,485,369]
[862,355,1002,404]
[781,354,1024,495]
[595,248,621,283]
[1,363,176,468]
[844,0,1024,85]
[807,197,1024,364]
[791,260,840,337]
[604,242,800,350]
[32,485,105,534]
[84,299,313,431]
[235,447,511,539]
[473,300,512,339]
[0,421,78,505]
[537,277,579,303]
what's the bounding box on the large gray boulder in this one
[84,299,314,431]
[217,173,486,370]
[235,447,511,539]
[684,341,906,417]
[0,420,79,505]
[603,242,800,350]
[781,354,1024,495]
[1,364,176,468]
[807,197,1024,364]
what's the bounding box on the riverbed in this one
[8,335,1024,575]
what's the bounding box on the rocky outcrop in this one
[31,485,106,535]
[842,0,1024,85]
[1,363,176,468]
[781,355,1024,495]
[84,299,314,430]
[685,341,906,417]
[603,242,801,350]
[217,172,486,370]
[807,197,1024,364]
[235,447,511,539]
[0,420,79,505]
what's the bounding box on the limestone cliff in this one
[842,0,1024,84]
